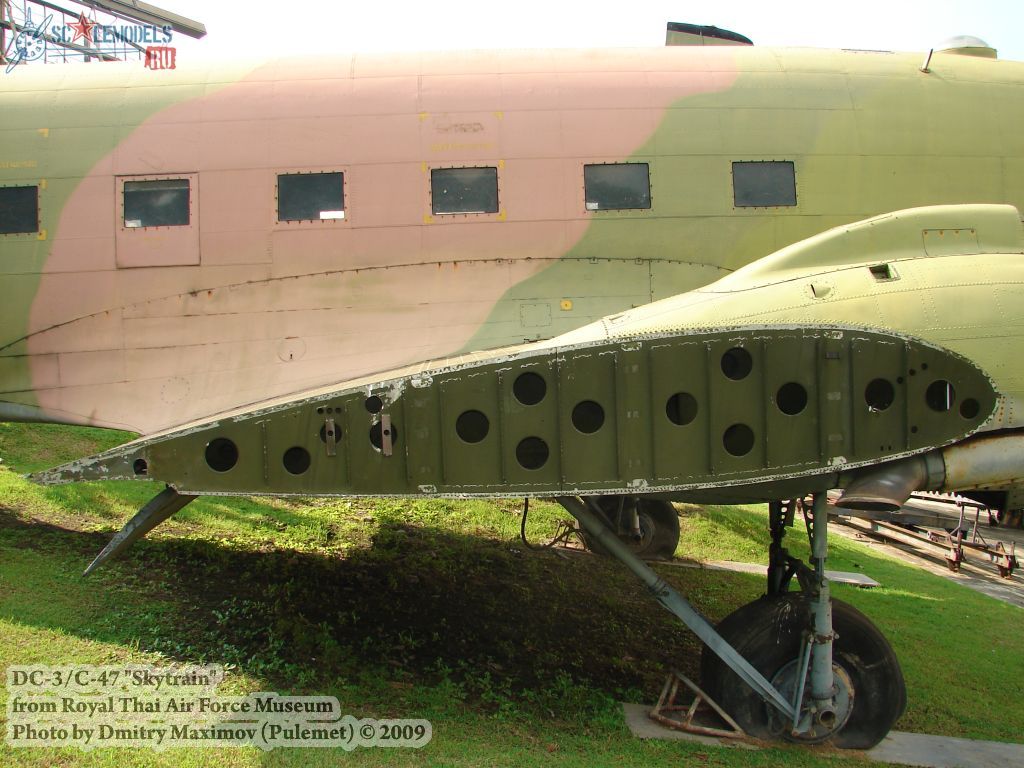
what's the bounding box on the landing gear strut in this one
[702,497,906,747]
[557,494,906,748]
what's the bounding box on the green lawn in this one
[1,422,1021,767]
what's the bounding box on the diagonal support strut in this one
[83,486,197,576]
[556,496,796,722]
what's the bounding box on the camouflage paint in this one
[35,323,996,500]
[33,203,1012,504]
[0,59,259,420]
[555,204,1024,430]
[3,48,738,432]
[3,46,1023,435]
[464,48,1024,348]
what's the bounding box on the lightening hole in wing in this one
[364,395,383,414]
[723,424,755,457]
[513,372,547,405]
[925,380,955,412]
[369,421,399,451]
[456,410,490,443]
[283,446,311,475]
[721,347,753,380]
[776,382,808,415]
[516,437,549,469]
[205,438,239,472]
[319,424,342,443]
[571,400,605,434]
[960,398,981,419]
[865,378,895,411]
[665,392,698,426]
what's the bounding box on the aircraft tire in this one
[581,498,679,559]
[699,593,906,749]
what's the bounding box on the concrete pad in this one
[663,558,881,587]
[831,517,1024,609]
[622,703,756,749]
[624,703,1024,767]
[869,732,1024,768]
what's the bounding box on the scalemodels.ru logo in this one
[53,12,173,46]
[3,10,177,73]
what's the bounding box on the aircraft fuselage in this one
[1,45,1022,433]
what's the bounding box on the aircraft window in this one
[431,167,498,214]
[277,172,345,221]
[732,161,797,207]
[0,185,39,234]
[584,163,651,211]
[123,178,190,228]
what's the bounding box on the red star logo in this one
[68,13,97,45]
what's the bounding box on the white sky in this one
[160,0,1024,62]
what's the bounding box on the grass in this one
[0,422,1022,766]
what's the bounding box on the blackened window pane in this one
[278,172,345,221]
[732,161,797,207]
[0,186,39,234]
[584,163,651,211]
[124,178,190,227]
[431,167,498,214]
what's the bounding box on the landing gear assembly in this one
[577,496,680,559]
[558,493,906,749]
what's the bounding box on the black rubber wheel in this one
[581,497,680,559]
[699,593,906,749]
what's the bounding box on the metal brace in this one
[380,413,393,456]
[994,541,1018,578]
[323,417,338,457]
[558,496,796,722]
[649,670,746,739]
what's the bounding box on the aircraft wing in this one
[30,203,1024,545]
[33,320,995,502]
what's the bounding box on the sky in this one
[157,0,1024,62]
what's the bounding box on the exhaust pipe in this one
[940,433,1024,489]
[836,432,1024,513]
[835,453,945,512]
